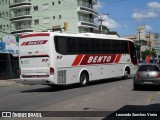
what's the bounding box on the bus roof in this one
[20,32,133,42]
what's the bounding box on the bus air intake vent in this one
[57,70,66,84]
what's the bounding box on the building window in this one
[33,6,38,11]
[34,19,39,25]
[10,24,12,31]
[7,24,9,30]
[3,12,4,17]
[52,2,54,5]
[2,0,4,4]
[53,16,55,20]
[3,25,5,30]
[43,3,49,10]
[58,1,61,4]
[9,10,11,17]
[59,15,61,19]
[0,25,2,30]
[5,0,7,4]
[0,13,1,18]
[6,12,8,17]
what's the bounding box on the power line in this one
[100,0,128,5]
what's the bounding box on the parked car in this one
[149,59,157,64]
[138,60,146,67]
[133,63,160,90]
[156,59,160,65]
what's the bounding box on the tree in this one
[141,50,157,60]
[99,25,119,36]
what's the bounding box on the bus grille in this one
[57,70,66,84]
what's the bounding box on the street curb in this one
[0,78,21,87]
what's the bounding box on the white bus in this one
[19,32,137,86]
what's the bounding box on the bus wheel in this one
[80,72,89,87]
[122,70,129,80]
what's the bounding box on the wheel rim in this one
[125,71,128,78]
[81,75,87,85]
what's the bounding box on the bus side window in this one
[121,41,129,54]
[55,36,67,54]
[90,39,96,53]
[112,40,120,53]
[83,38,90,53]
[129,41,137,65]
[67,37,77,54]
[101,39,111,53]
[77,38,85,53]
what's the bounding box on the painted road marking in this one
[146,92,160,104]
[110,89,115,91]
[97,92,106,96]
[83,97,91,101]
[63,103,76,108]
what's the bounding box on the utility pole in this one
[138,31,141,60]
[148,32,151,51]
[98,14,109,34]
[98,15,105,34]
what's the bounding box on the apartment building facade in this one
[0,0,11,40]
[124,26,159,52]
[0,0,98,39]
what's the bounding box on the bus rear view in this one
[19,33,54,85]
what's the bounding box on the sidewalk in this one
[0,78,21,87]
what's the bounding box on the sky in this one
[96,0,160,37]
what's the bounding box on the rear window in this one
[138,65,160,71]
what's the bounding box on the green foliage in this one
[99,25,119,36]
[141,50,157,60]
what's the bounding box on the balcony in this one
[10,0,31,9]
[10,11,32,22]
[79,1,93,9]
[92,0,98,5]
[78,16,98,30]
[79,16,94,23]
[11,24,33,34]
[77,1,98,17]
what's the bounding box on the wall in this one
[31,0,79,33]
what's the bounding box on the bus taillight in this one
[50,67,54,75]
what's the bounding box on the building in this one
[0,0,98,39]
[0,0,11,40]
[124,35,149,52]
[124,26,159,52]
[0,0,99,79]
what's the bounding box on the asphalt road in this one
[1,78,160,120]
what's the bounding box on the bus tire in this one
[79,72,89,87]
[122,69,129,80]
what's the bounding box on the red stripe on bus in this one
[20,33,50,39]
[72,55,84,66]
[21,40,48,46]
[21,42,27,46]
[114,54,122,63]
[80,54,117,65]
